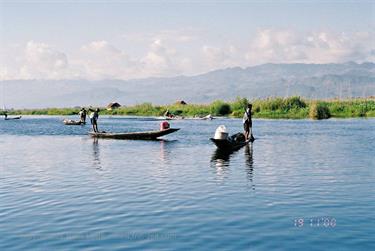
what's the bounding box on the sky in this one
[0,0,374,80]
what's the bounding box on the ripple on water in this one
[0,117,374,250]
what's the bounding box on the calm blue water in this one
[0,116,374,250]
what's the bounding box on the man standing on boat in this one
[89,108,100,132]
[79,108,87,124]
[243,103,254,141]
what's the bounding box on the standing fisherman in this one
[89,108,100,132]
[79,108,87,124]
[243,103,254,141]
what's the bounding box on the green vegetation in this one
[309,102,330,120]
[7,97,375,120]
[250,97,309,119]
[210,100,232,116]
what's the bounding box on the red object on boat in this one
[160,121,170,130]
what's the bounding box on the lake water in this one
[0,116,374,250]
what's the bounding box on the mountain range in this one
[1,62,374,109]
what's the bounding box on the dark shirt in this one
[243,108,252,124]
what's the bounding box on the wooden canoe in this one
[210,133,253,151]
[210,138,250,151]
[89,128,180,140]
[5,116,22,120]
[191,115,214,120]
[63,119,85,125]
[164,116,184,120]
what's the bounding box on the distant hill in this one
[1,62,374,108]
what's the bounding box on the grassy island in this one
[6,97,375,120]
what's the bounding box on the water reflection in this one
[245,144,255,190]
[210,148,238,181]
[211,149,232,166]
[210,143,255,185]
[158,139,178,163]
[159,140,168,162]
[210,149,231,181]
[92,138,102,170]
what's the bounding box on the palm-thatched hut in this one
[107,102,121,111]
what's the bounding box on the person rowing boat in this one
[89,108,100,132]
[243,103,254,141]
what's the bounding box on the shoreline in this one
[7,114,375,121]
[4,97,375,120]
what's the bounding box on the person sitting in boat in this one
[164,109,174,118]
[79,108,87,124]
[89,108,100,132]
[204,114,213,120]
[243,103,254,141]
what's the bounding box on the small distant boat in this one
[201,114,214,120]
[192,114,214,120]
[210,133,252,151]
[4,116,22,120]
[164,116,184,120]
[63,119,85,125]
[155,116,181,121]
[2,85,22,121]
[89,128,180,140]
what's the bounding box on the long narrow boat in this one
[194,114,214,120]
[5,116,22,120]
[188,116,215,120]
[210,133,252,151]
[89,128,180,140]
[164,116,184,120]
[63,119,85,125]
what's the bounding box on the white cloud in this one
[140,39,180,76]
[152,29,197,43]
[245,29,375,65]
[0,67,11,80]
[202,45,241,69]
[77,39,189,79]
[199,29,374,72]
[78,40,138,79]
[81,40,121,55]
[246,29,305,63]
[0,29,373,81]
[19,41,69,79]
[122,28,199,44]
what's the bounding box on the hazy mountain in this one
[1,62,374,109]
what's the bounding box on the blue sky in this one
[0,0,374,80]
